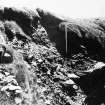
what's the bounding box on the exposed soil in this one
[0,7,105,105]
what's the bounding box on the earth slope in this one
[0,7,105,105]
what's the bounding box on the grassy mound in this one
[0,7,105,105]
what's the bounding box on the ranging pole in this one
[65,24,68,54]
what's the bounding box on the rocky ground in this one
[0,7,105,105]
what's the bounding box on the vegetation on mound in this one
[0,7,105,105]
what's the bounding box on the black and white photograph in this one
[0,0,105,105]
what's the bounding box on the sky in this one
[0,0,105,19]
